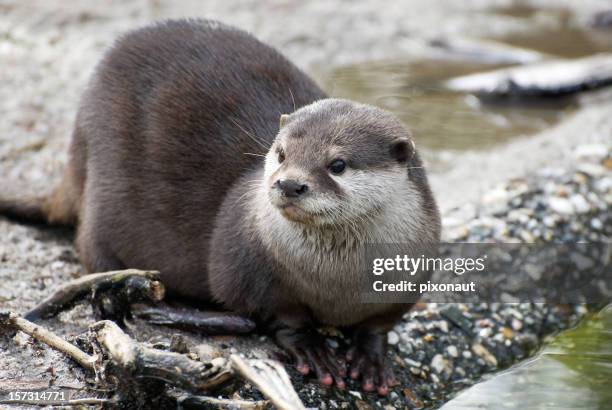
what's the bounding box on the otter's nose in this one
[275,179,309,197]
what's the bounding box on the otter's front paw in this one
[346,331,397,396]
[275,328,347,388]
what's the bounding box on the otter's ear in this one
[279,114,290,129]
[390,138,415,162]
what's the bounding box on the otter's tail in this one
[0,196,49,225]
[1,126,87,227]
[0,175,81,227]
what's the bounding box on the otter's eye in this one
[329,159,346,175]
[277,148,285,163]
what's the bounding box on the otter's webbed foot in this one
[276,328,347,389]
[346,330,397,396]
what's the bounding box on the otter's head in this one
[264,99,417,227]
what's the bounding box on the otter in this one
[0,19,440,395]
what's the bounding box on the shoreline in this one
[1,1,610,408]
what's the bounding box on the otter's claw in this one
[346,332,398,396]
[276,328,346,389]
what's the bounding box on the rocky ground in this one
[1,144,608,409]
[1,0,611,409]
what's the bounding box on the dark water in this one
[493,6,612,59]
[323,14,612,153]
[324,60,574,152]
[442,305,612,410]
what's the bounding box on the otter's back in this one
[77,19,325,299]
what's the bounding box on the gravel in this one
[1,1,611,409]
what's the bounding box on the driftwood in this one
[131,303,256,334]
[6,270,304,407]
[1,312,96,370]
[231,355,306,410]
[90,321,300,406]
[428,36,545,64]
[25,269,164,321]
[445,53,612,97]
[175,393,268,409]
[89,320,233,392]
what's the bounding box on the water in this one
[442,305,612,410]
[324,60,573,152]
[493,6,612,59]
[323,16,612,154]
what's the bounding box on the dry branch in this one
[89,320,232,392]
[175,394,268,409]
[1,312,96,371]
[131,303,256,334]
[231,355,305,410]
[25,269,164,321]
[428,36,545,64]
[445,53,612,97]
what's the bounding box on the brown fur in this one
[1,19,440,335]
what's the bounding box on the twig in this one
[1,312,96,371]
[230,355,305,410]
[25,269,164,321]
[131,303,256,334]
[89,320,232,392]
[176,393,268,409]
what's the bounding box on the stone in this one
[574,143,608,161]
[440,305,473,332]
[570,194,590,213]
[446,345,459,358]
[591,218,603,230]
[387,331,400,345]
[472,343,498,367]
[549,197,574,214]
[577,163,606,177]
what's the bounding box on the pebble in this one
[577,163,606,177]
[569,194,590,213]
[478,328,493,338]
[549,197,574,214]
[440,305,473,331]
[472,343,498,367]
[501,327,514,339]
[348,391,362,400]
[326,338,339,349]
[591,218,603,230]
[574,143,608,161]
[446,345,459,358]
[524,264,543,281]
[387,331,399,345]
[431,354,448,375]
[404,357,422,368]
